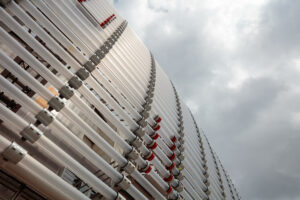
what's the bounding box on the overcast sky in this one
[114,1,300,200]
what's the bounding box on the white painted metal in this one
[0,0,239,199]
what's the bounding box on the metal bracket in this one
[179,138,184,144]
[100,45,109,54]
[20,124,43,143]
[134,126,145,137]
[205,187,211,194]
[141,110,149,119]
[48,96,65,112]
[175,172,184,181]
[117,175,131,190]
[126,147,139,160]
[178,163,185,170]
[131,136,143,148]
[174,182,184,192]
[121,161,135,174]
[76,68,90,81]
[95,49,106,60]
[104,41,112,49]
[178,146,184,152]
[137,117,147,128]
[68,76,82,90]
[143,104,151,112]
[35,109,54,126]
[90,54,101,65]
[145,97,153,104]
[59,85,74,100]
[2,142,27,164]
[115,193,126,200]
[178,154,184,161]
[203,171,209,178]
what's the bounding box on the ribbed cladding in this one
[227,175,240,200]
[171,84,185,152]
[181,104,209,199]
[215,155,233,200]
[46,1,180,197]
[205,138,226,199]
[84,21,128,73]
[201,136,226,200]
[200,130,226,198]
[136,53,156,125]
[0,2,158,199]
[195,130,214,198]
[0,0,240,198]
[189,110,211,195]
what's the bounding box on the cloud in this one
[115,0,300,199]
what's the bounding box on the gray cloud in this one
[115,0,300,199]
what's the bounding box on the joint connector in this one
[126,147,139,160]
[143,104,152,112]
[204,179,210,186]
[134,126,145,137]
[115,193,126,200]
[147,84,154,91]
[205,188,211,195]
[178,146,184,152]
[177,163,185,170]
[178,154,184,161]
[48,96,65,112]
[174,182,184,192]
[36,109,54,126]
[178,121,183,127]
[179,138,184,144]
[20,124,43,143]
[100,45,109,54]
[147,91,154,98]
[144,151,155,161]
[95,49,106,60]
[175,195,184,200]
[175,172,184,181]
[131,136,142,148]
[179,127,185,132]
[117,175,131,190]
[83,60,96,72]
[137,117,147,128]
[76,68,90,81]
[68,76,82,89]
[145,97,153,104]
[2,142,27,164]
[121,161,135,174]
[141,110,149,119]
[59,85,74,100]
[140,162,152,174]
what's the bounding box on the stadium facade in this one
[0,0,240,199]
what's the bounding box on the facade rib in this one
[0,0,239,199]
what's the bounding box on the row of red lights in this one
[100,14,115,28]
